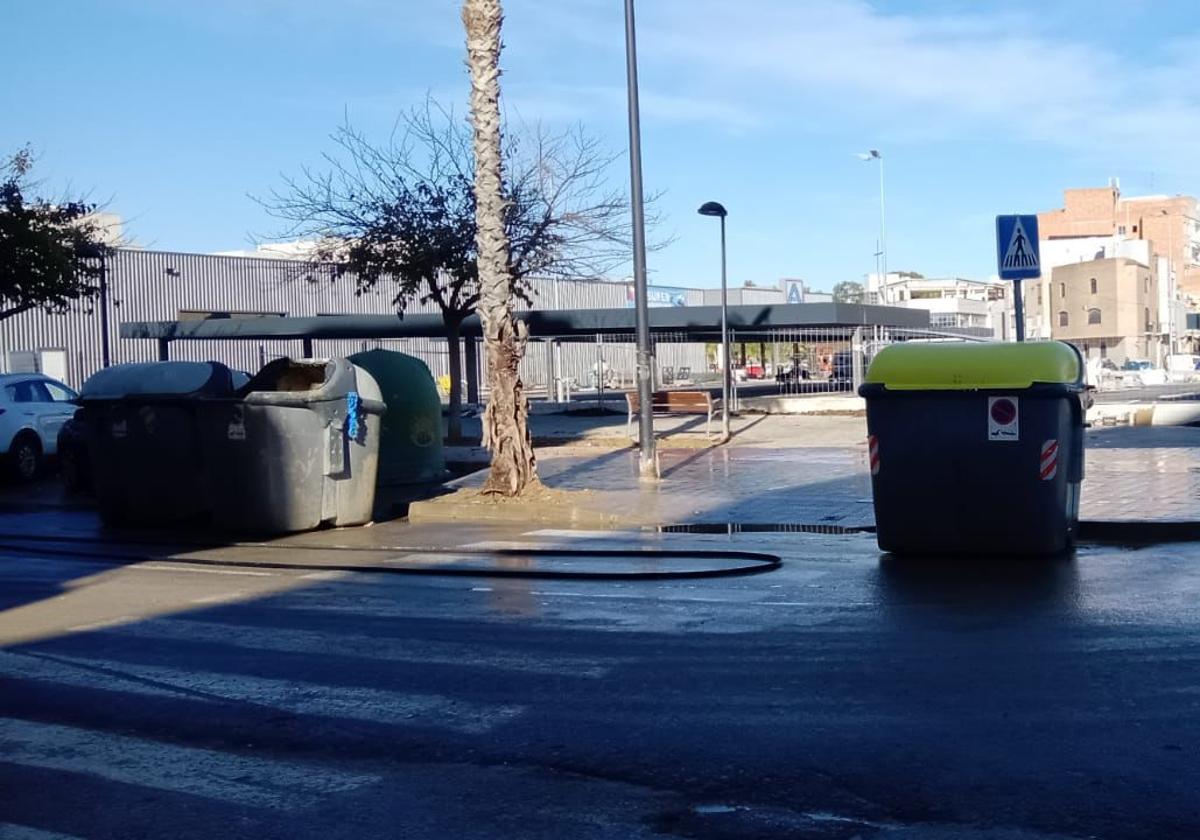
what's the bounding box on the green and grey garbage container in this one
[199,357,386,534]
[77,361,241,527]
[348,349,445,485]
[859,341,1087,555]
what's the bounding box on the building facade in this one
[1038,184,1200,299]
[1023,256,1161,364]
[866,273,1009,338]
[0,248,808,392]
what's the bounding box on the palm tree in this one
[462,0,538,496]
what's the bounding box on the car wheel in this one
[9,434,42,482]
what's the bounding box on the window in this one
[177,310,285,321]
[1088,308,1102,325]
[1090,277,1097,294]
[1100,342,1107,359]
[1144,277,1149,293]
[1037,286,1042,305]
[1060,283,1066,298]
[1118,225,1127,235]
[1059,311,1069,327]
[3,382,37,403]
[42,382,77,403]
[1146,307,1152,332]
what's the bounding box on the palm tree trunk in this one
[462,0,538,496]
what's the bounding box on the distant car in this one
[830,350,855,385]
[776,363,811,383]
[1121,359,1153,371]
[0,373,79,481]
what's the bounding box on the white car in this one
[0,373,79,481]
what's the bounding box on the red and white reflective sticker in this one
[1040,439,1059,481]
[868,435,880,476]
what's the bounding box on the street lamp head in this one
[697,201,727,218]
[856,150,882,161]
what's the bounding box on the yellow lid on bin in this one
[864,341,1081,390]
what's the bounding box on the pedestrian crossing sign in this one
[996,215,1041,280]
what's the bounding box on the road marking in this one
[190,592,247,605]
[139,564,276,577]
[63,617,135,633]
[112,618,611,678]
[0,718,378,810]
[0,651,524,734]
[0,824,86,840]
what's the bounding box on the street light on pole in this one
[856,149,887,286]
[697,201,731,441]
[623,0,657,478]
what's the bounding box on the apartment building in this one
[867,273,1008,337]
[1024,256,1161,364]
[1038,184,1200,298]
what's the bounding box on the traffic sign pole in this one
[996,214,1040,344]
[1013,280,1025,342]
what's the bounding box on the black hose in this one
[0,533,782,581]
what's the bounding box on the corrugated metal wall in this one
[0,249,779,392]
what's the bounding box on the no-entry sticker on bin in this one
[987,397,1019,442]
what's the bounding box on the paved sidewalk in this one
[448,425,1200,527]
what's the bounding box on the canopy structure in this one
[121,302,934,347]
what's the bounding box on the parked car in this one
[0,373,79,481]
[1121,359,1154,372]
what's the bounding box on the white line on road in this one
[138,564,277,577]
[0,824,87,840]
[0,717,379,811]
[0,651,524,734]
[63,617,136,633]
[190,592,247,605]
[113,618,611,678]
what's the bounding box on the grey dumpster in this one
[199,357,386,534]
[77,361,240,528]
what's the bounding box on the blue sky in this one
[6,0,1200,291]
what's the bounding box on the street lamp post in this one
[623,0,657,478]
[857,150,887,284]
[698,201,731,440]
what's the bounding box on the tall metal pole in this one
[623,0,657,478]
[719,215,731,440]
[98,255,111,368]
[877,154,887,283]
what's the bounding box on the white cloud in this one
[505,83,760,131]
[616,0,1200,169]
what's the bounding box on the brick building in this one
[1038,184,1200,297]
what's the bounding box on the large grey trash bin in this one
[77,361,240,527]
[200,357,386,534]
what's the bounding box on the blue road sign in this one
[996,215,1041,280]
[786,282,802,304]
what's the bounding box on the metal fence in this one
[486,325,986,409]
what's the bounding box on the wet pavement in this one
[1,520,1200,838]
[447,425,1200,528]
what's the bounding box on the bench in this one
[625,390,715,439]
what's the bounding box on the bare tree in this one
[260,101,658,443]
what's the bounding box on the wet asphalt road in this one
[1,524,1199,839]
